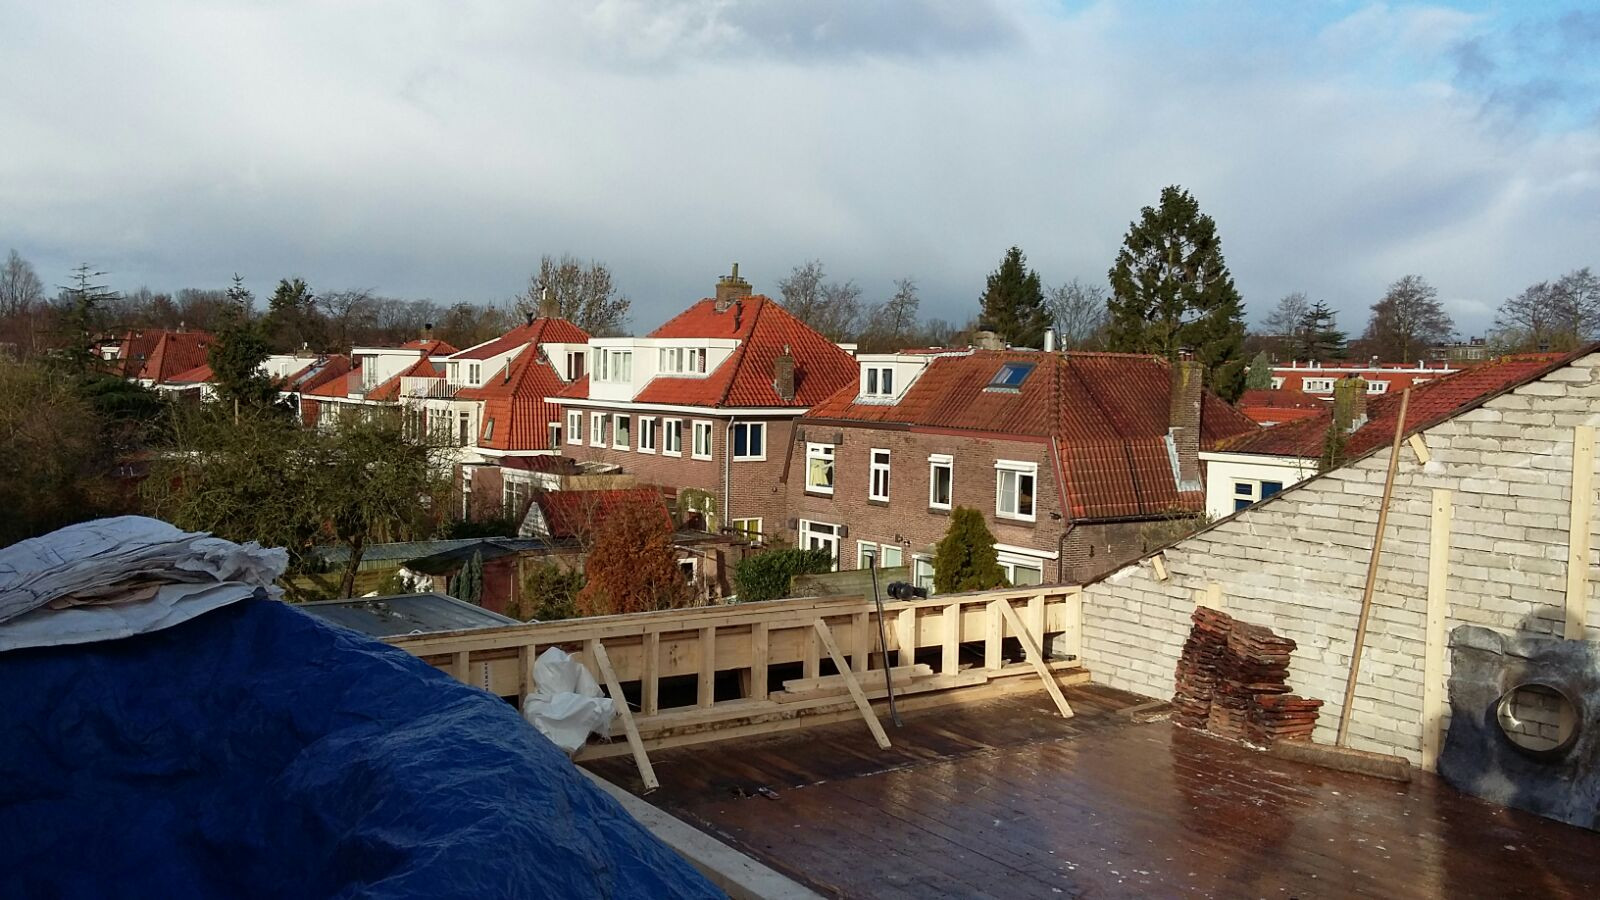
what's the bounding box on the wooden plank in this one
[517,644,533,702]
[996,599,1074,719]
[813,618,892,749]
[698,626,716,709]
[1027,594,1045,651]
[985,600,1003,670]
[588,640,658,792]
[1201,582,1224,611]
[1062,591,1083,660]
[452,651,471,683]
[1565,424,1596,640]
[773,670,990,704]
[641,631,660,716]
[852,611,870,673]
[749,622,769,702]
[1422,488,1452,773]
[941,603,961,675]
[896,607,917,668]
[803,623,821,680]
[1152,553,1168,581]
[1408,432,1431,465]
[784,664,933,695]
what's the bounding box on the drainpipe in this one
[723,416,740,534]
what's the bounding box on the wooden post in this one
[749,622,769,701]
[813,619,891,749]
[997,600,1074,719]
[941,602,961,675]
[1027,593,1045,649]
[698,626,716,709]
[1062,590,1083,661]
[641,631,660,716]
[517,644,533,703]
[589,640,658,792]
[803,624,821,680]
[1565,425,1596,640]
[1152,554,1168,581]
[1408,433,1431,465]
[852,611,870,673]
[452,651,471,684]
[1337,387,1410,747]
[1422,488,1452,772]
[984,600,1004,670]
[896,608,916,668]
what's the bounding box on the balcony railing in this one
[400,376,457,399]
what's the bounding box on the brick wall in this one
[1074,353,1600,764]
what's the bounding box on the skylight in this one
[986,362,1034,391]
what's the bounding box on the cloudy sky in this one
[2,0,1596,336]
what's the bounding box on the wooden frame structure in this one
[388,586,1085,783]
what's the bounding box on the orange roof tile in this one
[457,346,568,451]
[450,317,589,361]
[137,331,214,384]
[401,338,458,356]
[531,488,670,540]
[165,363,213,385]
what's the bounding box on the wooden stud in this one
[941,603,961,675]
[851,611,870,673]
[812,618,891,749]
[641,631,660,716]
[452,650,471,683]
[896,608,917,668]
[803,624,821,680]
[783,664,931,695]
[517,644,533,703]
[1062,591,1083,661]
[749,622,769,702]
[1422,488,1452,772]
[985,600,1004,670]
[996,599,1074,718]
[1565,425,1596,640]
[589,640,659,792]
[1152,553,1168,581]
[698,626,716,709]
[1408,432,1431,465]
[1027,594,1045,651]
[1202,582,1224,611]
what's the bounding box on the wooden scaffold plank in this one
[588,640,659,792]
[813,618,892,749]
[996,599,1074,719]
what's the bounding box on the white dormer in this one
[585,336,739,403]
[350,346,424,392]
[852,351,957,404]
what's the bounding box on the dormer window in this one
[659,347,708,375]
[864,366,894,397]
[986,362,1034,392]
[597,348,632,382]
[565,351,584,381]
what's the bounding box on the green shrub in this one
[932,507,1008,593]
[512,560,585,622]
[733,546,834,603]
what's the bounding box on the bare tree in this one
[1259,292,1311,359]
[1360,275,1454,362]
[1493,268,1600,352]
[516,254,631,336]
[319,288,379,350]
[778,259,861,341]
[0,250,44,318]
[859,277,920,351]
[1045,278,1109,349]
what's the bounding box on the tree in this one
[452,550,484,606]
[54,264,119,376]
[1107,186,1248,400]
[510,561,586,621]
[319,288,379,350]
[1244,350,1273,390]
[517,254,631,336]
[575,495,692,616]
[859,278,921,351]
[0,359,123,547]
[209,276,279,413]
[1361,275,1453,361]
[0,250,44,318]
[263,277,325,352]
[979,247,1050,348]
[1045,278,1109,349]
[733,546,834,603]
[778,260,862,341]
[1260,292,1311,359]
[1493,268,1600,352]
[932,507,1008,593]
[1294,300,1346,362]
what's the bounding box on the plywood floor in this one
[587,684,1600,898]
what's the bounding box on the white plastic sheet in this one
[520,647,615,753]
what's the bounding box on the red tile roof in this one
[457,345,568,452]
[133,331,214,383]
[402,338,458,356]
[450,318,589,361]
[363,358,442,402]
[113,330,163,377]
[807,350,1258,520]
[627,296,857,408]
[282,355,352,394]
[166,363,213,385]
[531,488,670,540]
[1237,386,1326,426]
[1221,352,1579,458]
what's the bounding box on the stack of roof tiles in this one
[1172,608,1320,745]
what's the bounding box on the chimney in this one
[715,262,752,312]
[1332,376,1368,434]
[1167,356,1203,492]
[538,287,558,319]
[421,322,433,341]
[524,310,535,326]
[1043,327,1057,353]
[773,344,795,402]
[971,330,1005,351]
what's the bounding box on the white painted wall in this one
[1200,452,1319,519]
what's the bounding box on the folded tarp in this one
[0,598,720,899]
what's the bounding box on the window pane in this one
[882,369,893,393]
[1235,498,1252,512]
[1261,481,1284,498]
[1012,564,1043,586]
[750,424,763,456]
[733,425,748,456]
[1234,482,1253,496]
[1018,473,1034,516]
[882,546,903,567]
[867,369,878,394]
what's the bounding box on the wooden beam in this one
[1201,582,1224,611]
[698,626,716,709]
[517,644,533,703]
[588,640,658,792]
[896,607,917,668]
[996,600,1074,718]
[941,603,961,675]
[641,631,660,716]
[1151,553,1168,581]
[1408,433,1431,465]
[452,650,471,684]
[1420,493,1462,768]
[803,624,820,680]
[813,618,891,748]
[1566,425,1596,640]
[1027,593,1045,649]
[749,622,768,702]
[984,600,1003,670]
[783,664,932,695]
[851,611,870,673]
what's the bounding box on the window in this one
[566,410,583,445]
[638,417,657,453]
[590,412,607,447]
[612,414,631,450]
[664,419,682,455]
[996,460,1037,520]
[864,366,894,397]
[987,362,1034,391]
[858,541,878,571]
[458,410,472,447]
[731,518,763,542]
[1233,479,1286,512]
[1000,558,1044,586]
[692,421,714,460]
[565,351,585,381]
[882,545,903,568]
[658,346,708,375]
[678,558,698,581]
[429,407,451,443]
[504,478,531,521]
[732,422,765,460]
[929,454,953,510]
[597,349,633,383]
[868,449,891,501]
[913,556,935,592]
[1302,378,1334,393]
[858,541,904,571]
[467,363,482,386]
[1270,377,1285,389]
[799,521,839,570]
[482,418,495,441]
[548,421,561,447]
[1367,381,1390,394]
[806,443,835,494]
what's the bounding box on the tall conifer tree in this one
[979,247,1050,348]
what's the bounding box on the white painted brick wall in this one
[1078,353,1600,764]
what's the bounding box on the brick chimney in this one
[1332,376,1368,434]
[1168,356,1203,491]
[538,287,559,319]
[421,322,434,341]
[773,344,795,402]
[715,263,752,312]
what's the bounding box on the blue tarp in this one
[0,598,721,899]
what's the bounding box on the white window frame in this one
[691,420,714,460]
[458,410,473,447]
[547,421,560,448]
[928,453,953,511]
[864,366,894,397]
[590,412,607,447]
[1367,381,1390,394]
[856,540,904,571]
[1302,378,1334,393]
[566,410,583,445]
[868,449,891,502]
[732,421,766,461]
[731,517,762,542]
[467,363,482,386]
[995,459,1038,522]
[565,351,584,381]
[913,555,935,593]
[805,442,835,495]
[1270,376,1285,389]
[638,417,657,453]
[597,348,633,383]
[612,414,631,450]
[1233,478,1285,512]
[998,553,1045,587]
[857,541,879,570]
[663,418,683,456]
[798,520,840,571]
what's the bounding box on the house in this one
[1272,358,1459,399]
[1235,385,1324,426]
[1202,352,1572,519]
[295,336,458,430]
[791,349,1259,586]
[111,329,214,387]
[548,266,859,543]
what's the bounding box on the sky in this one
[1,0,1597,338]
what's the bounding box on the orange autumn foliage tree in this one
[575,495,693,617]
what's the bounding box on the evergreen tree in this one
[1294,300,1347,362]
[453,550,484,606]
[932,507,1008,593]
[1106,186,1247,400]
[263,277,324,352]
[979,247,1050,348]
[1244,350,1273,390]
[209,275,279,412]
[55,264,118,376]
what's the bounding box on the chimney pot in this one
[715,262,752,312]
[1168,358,1203,491]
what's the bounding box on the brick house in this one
[789,349,1259,587]
[549,267,859,541]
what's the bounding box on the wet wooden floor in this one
[587,683,1600,898]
